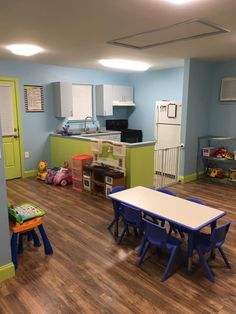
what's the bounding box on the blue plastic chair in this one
[107,186,126,237]
[194,221,231,282]
[186,197,208,206]
[138,218,182,282]
[156,188,177,196]
[117,203,143,244]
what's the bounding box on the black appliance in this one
[106,119,142,143]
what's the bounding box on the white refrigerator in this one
[155,100,182,149]
[154,100,182,179]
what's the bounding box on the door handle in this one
[14,128,19,139]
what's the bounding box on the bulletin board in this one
[24,85,44,112]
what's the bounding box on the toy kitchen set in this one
[72,140,126,198]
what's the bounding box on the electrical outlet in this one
[25,152,30,158]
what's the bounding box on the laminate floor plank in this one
[0,178,235,313]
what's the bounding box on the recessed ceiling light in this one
[6,44,43,56]
[167,0,192,4]
[99,59,150,71]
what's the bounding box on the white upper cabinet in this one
[112,85,134,105]
[53,82,73,118]
[96,85,113,116]
[96,84,135,116]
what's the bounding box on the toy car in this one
[53,168,72,186]
[45,167,60,184]
[209,167,225,178]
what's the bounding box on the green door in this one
[0,80,22,179]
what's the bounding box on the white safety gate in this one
[154,146,181,188]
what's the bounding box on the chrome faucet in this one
[84,116,93,133]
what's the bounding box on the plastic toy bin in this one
[72,169,82,179]
[72,178,83,191]
[72,154,93,170]
[72,154,93,191]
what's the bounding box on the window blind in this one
[0,85,15,136]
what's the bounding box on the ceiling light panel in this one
[99,59,150,71]
[167,0,193,4]
[6,44,43,56]
[108,19,230,50]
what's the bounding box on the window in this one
[68,84,93,120]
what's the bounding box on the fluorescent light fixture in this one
[99,59,150,71]
[6,44,43,56]
[167,0,192,4]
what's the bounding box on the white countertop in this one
[50,133,155,148]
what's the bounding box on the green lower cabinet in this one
[50,135,155,188]
[126,146,154,188]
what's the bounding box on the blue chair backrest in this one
[109,186,125,216]
[186,197,207,206]
[142,217,167,247]
[210,221,231,248]
[110,186,125,194]
[120,203,142,225]
[157,188,177,196]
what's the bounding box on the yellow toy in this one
[37,160,48,180]
[209,167,224,178]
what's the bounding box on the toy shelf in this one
[197,136,236,184]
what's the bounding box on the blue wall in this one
[0,60,131,170]
[209,60,236,136]
[127,67,184,141]
[0,123,12,267]
[182,59,213,176]
[0,60,185,171]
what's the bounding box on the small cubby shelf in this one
[197,136,236,184]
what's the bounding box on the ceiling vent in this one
[220,77,236,101]
[108,19,230,49]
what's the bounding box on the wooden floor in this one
[0,178,236,314]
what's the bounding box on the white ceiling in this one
[0,0,236,72]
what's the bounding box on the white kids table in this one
[109,186,225,272]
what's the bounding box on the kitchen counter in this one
[50,134,155,188]
[50,133,155,148]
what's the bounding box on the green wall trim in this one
[179,173,197,183]
[0,262,15,283]
[23,169,38,178]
